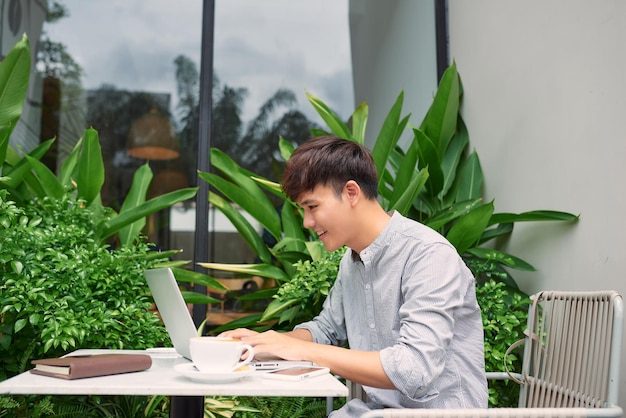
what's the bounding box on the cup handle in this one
[233,344,254,370]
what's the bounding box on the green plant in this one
[0,191,172,379]
[0,394,57,417]
[85,395,169,417]
[197,150,313,332]
[199,61,577,331]
[0,35,198,248]
[263,245,347,329]
[200,396,260,418]
[476,280,529,407]
[0,35,226,417]
[233,396,331,418]
[0,394,170,418]
[309,62,578,289]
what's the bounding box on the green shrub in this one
[476,279,529,407]
[0,191,171,380]
[266,245,347,330]
[233,396,331,418]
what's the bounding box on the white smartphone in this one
[260,366,330,381]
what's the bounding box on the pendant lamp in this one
[127,108,180,160]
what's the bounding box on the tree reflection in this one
[174,55,319,183]
[36,3,325,251]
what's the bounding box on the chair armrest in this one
[486,371,521,381]
[360,406,623,417]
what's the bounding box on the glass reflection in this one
[34,0,353,266]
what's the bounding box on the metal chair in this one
[361,290,624,418]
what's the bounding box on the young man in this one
[222,136,488,416]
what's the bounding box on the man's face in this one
[297,183,352,252]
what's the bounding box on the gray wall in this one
[351,0,626,407]
[448,1,626,403]
[349,0,439,148]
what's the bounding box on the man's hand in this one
[220,328,313,361]
[218,328,259,340]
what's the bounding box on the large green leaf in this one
[273,249,311,277]
[207,148,281,239]
[0,119,18,171]
[388,167,429,215]
[278,136,295,161]
[252,176,284,200]
[2,139,54,191]
[350,101,368,145]
[414,128,444,197]
[446,201,494,254]
[280,200,307,252]
[181,291,222,305]
[305,240,326,262]
[490,210,579,225]
[99,187,197,240]
[0,34,30,166]
[197,262,289,281]
[479,223,514,244]
[172,268,228,291]
[390,135,420,205]
[260,298,298,322]
[466,247,537,271]
[425,198,483,231]
[208,192,272,264]
[419,61,459,155]
[236,288,277,301]
[455,150,483,201]
[371,91,405,188]
[117,163,153,246]
[145,249,182,261]
[306,91,353,140]
[59,138,82,189]
[23,155,65,199]
[76,128,105,207]
[441,116,469,201]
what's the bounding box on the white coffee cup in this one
[189,336,254,373]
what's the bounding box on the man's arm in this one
[225,328,395,389]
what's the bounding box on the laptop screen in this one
[144,268,198,360]
[144,267,314,369]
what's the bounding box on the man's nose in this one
[303,212,314,229]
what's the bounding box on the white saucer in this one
[174,363,255,383]
[146,347,181,358]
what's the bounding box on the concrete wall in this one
[448,0,626,406]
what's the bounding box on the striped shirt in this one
[296,211,488,414]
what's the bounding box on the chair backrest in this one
[514,291,623,409]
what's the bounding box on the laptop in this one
[144,268,313,369]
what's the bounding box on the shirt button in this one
[369,323,375,329]
[365,284,371,290]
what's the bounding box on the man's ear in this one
[343,180,361,206]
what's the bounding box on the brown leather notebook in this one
[30,353,152,380]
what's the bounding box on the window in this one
[13,0,353,322]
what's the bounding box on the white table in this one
[0,349,349,417]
